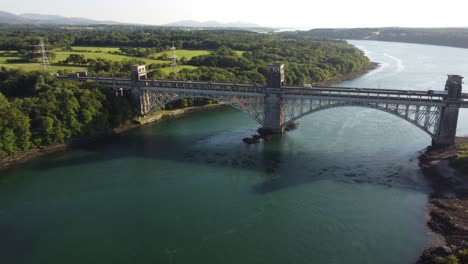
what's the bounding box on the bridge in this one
[62,64,467,147]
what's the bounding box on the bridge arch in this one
[282,100,441,138]
[141,90,265,124]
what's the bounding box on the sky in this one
[1,0,468,29]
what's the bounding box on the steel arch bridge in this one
[62,64,467,146]
[139,87,443,138]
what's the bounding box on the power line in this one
[38,37,50,71]
[170,44,178,79]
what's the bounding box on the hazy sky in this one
[1,0,468,28]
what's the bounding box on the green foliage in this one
[0,95,31,156]
[165,98,214,110]
[450,141,468,175]
[434,255,460,264]
[0,68,137,156]
[291,27,468,50]
[430,246,468,264]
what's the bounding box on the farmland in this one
[0,47,212,74]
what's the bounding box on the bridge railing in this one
[140,79,265,94]
[281,86,447,104]
[60,75,468,107]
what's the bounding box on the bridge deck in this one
[59,76,468,107]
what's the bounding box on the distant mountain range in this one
[0,11,261,28]
[0,11,124,25]
[0,11,262,28]
[163,20,261,28]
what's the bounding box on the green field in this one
[0,56,21,63]
[154,49,244,59]
[159,65,198,75]
[71,46,121,53]
[154,50,212,60]
[0,50,18,55]
[0,47,244,73]
[71,47,216,60]
[234,50,244,56]
[53,52,168,65]
[0,63,87,72]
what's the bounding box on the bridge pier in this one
[432,75,464,147]
[130,65,150,115]
[130,88,151,115]
[263,89,285,133]
[262,64,286,134]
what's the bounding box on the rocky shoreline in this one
[417,138,468,264]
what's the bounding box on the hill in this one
[164,20,261,28]
[0,10,123,25]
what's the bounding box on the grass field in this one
[71,46,121,53]
[154,49,244,59]
[71,47,214,60]
[153,50,212,60]
[159,65,198,75]
[0,63,87,72]
[0,47,245,73]
[0,50,18,55]
[0,57,21,63]
[53,52,168,65]
[234,50,244,56]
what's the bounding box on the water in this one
[1,40,467,264]
[341,40,468,135]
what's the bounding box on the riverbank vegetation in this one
[0,25,372,157]
[0,69,134,156]
[451,140,468,175]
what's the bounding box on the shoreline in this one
[417,138,468,264]
[313,62,380,86]
[0,62,380,171]
[0,103,228,171]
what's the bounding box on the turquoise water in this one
[2,40,467,264]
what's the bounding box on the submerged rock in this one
[285,122,299,131]
[242,136,260,144]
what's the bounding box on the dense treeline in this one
[0,25,370,85]
[0,68,136,156]
[285,27,468,49]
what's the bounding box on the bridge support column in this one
[130,87,143,115]
[263,89,285,133]
[432,75,464,147]
[130,65,150,115]
[262,64,285,134]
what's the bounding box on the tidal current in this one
[1,40,468,264]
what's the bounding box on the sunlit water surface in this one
[1,40,468,264]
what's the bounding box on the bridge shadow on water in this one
[27,126,429,195]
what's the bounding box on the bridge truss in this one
[282,97,442,137]
[62,75,467,141]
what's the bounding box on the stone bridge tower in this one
[263,64,286,133]
[433,75,464,146]
[130,65,150,114]
[131,65,147,82]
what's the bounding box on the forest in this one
[286,27,468,49]
[0,25,371,156]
